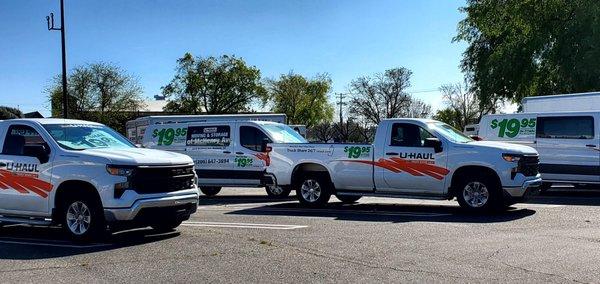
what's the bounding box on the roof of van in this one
[1,118,102,125]
[522,91,600,102]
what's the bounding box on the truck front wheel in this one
[60,194,106,242]
[295,173,331,207]
[456,174,503,213]
[200,186,222,197]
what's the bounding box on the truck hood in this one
[79,148,193,166]
[466,141,538,155]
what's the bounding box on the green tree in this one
[433,108,461,129]
[455,0,600,105]
[0,106,23,119]
[267,73,334,128]
[162,53,267,114]
[49,62,145,131]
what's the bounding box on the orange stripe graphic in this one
[0,169,53,198]
[341,157,450,180]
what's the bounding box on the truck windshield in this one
[262,124,308,143]
[43,124,135,150]
[429,122,473,143]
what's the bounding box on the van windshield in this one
[429,122,473,143]
[262,124,307,143]
[43,124,135,150]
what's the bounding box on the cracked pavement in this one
[1,186,600,283]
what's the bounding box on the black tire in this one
[265,186,292,198]
[151,219,184,232]
[455,173,504,213]
[336,195,362,204]
[295,172,332,207]
[539,182,553,193]
[200,186,222,197]
[60,193,106,242]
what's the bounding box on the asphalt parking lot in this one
[1,186,600,283]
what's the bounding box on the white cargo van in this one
[141,120,307,197]
[479,112,600,188]
[126,114,287,144]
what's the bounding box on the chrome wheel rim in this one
[300,179,321,203]
[268,186,284,195]
[463,182,489,208]
[66,201,91,235]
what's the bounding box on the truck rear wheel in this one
[336,195,362,204]
[456,174,503,213]
[265,186,292,198]
[60,193,106,242]
[295,173,331,207]
[200,186,222,197]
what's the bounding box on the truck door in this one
[186,124,235,186]
[377,122,448,194]
[0,124,53,215]
[232,123,272,186]
[535,115,600,183]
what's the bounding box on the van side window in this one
[186,125,231,147]
[240,126,271,152]
[390,123,434,147]
[2,125,47,156]
[536,116,594,139]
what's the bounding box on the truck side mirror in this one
[424,138,443,153]
[24,144,50,164]
[260,138,272,153]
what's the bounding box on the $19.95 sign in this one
[490,118,536,138]
[152,127,187,146]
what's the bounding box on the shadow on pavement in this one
[227,201,536,224]
[0,225,180,260]
[529,189,600,206]
[199,194,296,206]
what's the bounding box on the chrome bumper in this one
[104,193,199,222]
[503,177,543,197]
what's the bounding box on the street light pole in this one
[47,0,68,118]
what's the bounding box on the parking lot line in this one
[181,221,308,230]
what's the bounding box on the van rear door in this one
[535,115,600,183]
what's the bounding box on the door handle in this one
[385,152,398,156]
[223,151,231,154]
[585,144,597,148]
[235,152,244,155]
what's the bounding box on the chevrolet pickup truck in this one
[0,119,199,241]
[265,119,542,212]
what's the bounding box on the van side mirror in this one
[424,138,443,153]
[260,138,271,153]
[24,144,50,164]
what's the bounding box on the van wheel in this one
[295,173,331,207]
[265,186,291,198]
[456,174,503,213]
[60,194,105,242]
[336,195,361,204]
[200,186,222,197]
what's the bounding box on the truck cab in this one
[266,119,542,212]
[0,119,199,240]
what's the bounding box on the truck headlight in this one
[502,153,522,163]
[106,165,135,176]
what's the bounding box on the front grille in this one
[518,155,539,176]
[130,165,195,194]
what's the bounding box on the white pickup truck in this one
[265,119,542,212]
[0,119,199,240]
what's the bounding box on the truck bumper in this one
[503,177,543,198]
[103,193,198,223]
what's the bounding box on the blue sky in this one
[0,0,467,116]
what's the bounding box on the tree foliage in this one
[437,83,497,130]
[49,62,145,131]
[162,53,267,114]
[267,73,334,128]
[455,0,600,105]
[0,106,23,119]
[348,67,431,125]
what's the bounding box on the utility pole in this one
[47,0,68,118]
[336,93,346,125]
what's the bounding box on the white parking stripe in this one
[182,221,308,230]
